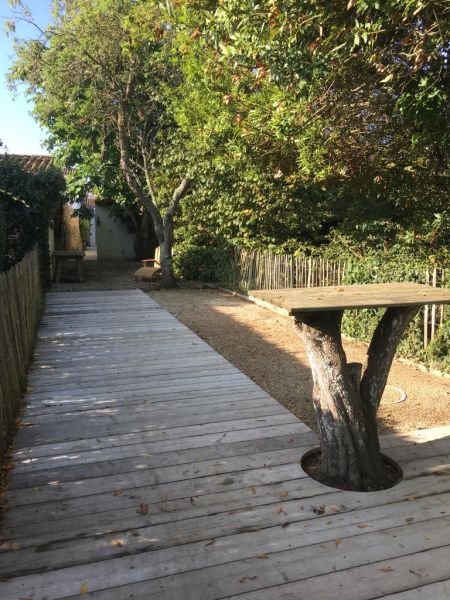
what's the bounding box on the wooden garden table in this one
[53,251,85,283]
[251,283,450,491]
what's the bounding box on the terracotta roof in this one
[0,153,57,173]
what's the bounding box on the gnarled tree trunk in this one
[294,305,419,491]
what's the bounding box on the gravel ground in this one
[150,287,450,434]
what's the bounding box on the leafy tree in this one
[10,0,190,286]
[168,0,449,255]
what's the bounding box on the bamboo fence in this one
[234,248,448,348]
[0,248,42,456]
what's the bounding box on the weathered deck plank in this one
[1,289,449,600]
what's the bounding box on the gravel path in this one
[150,287,450,434]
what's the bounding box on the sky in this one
[0,0,52,155]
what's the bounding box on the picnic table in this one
[251,282,450,491]
[53,250,85,283]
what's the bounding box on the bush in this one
[173,243,235,286]
[0,157,66,284]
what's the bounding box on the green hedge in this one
[0,157,66,284]
[173,242,236,287]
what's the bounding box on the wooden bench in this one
[53,251,85,283]
[134,246,162,282]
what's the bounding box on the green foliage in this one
[164,0,449,255]
[426,323,450,371]
[173,241,235,285]
[0,156,66,283]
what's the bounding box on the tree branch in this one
[360,305,420,414]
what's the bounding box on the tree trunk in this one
[116,103,189,288]
[293,305,419,491]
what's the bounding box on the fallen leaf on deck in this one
[275,505,287,515]
[113,489,124,496]
[137,503,149,515]
[357,522,368,528]
[239,576,257,583]
[379,566,394,573]
[404,517,414,523]
[404,495,416,501]
[256,552,269,559]
[313,504,325,515]
[80,582,89,594]
[335,538,342,546]
[279,491,289,498]
[1,542,20,551]
[249,486,256,495]
[281,522,290,528]
[327,504,344,513]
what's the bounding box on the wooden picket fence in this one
[234,248,448,348]
[235,249,346,290]
[0,248,42,456]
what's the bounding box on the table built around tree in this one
[251,283,450,492]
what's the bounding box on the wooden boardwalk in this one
[1,289,449,599]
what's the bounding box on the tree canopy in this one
[8,0,450,264]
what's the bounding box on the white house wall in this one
[96,205,136,260]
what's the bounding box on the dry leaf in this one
[335,538,342,546]
[357,522,368,529]
[281,522,290,528]
[137,503,149,515]
[404,517,414,523]
[256,552,269,559]
[275,505,287,516]
[239,576,257,583]
[111,539,123,547]
[1,542,20,551]
[279,491,289,498]
[379,566,394,573]
[313,504,325,515]
[113,488,124,497]
[249,486,256,495]
[404,495,416,501]
[327,504,344,513]
[80,582,89,594]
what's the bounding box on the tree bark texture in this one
[294,306,419,491]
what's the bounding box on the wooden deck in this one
[1,289,449,599]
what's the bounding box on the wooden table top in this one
[250,282,450,315]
